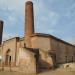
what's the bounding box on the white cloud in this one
[3,33,19,41]
[8,16,15,22]
[34,0,59,32]
[3,33,11,41]
[0,0,29,41]
[0,0,60,41]
[65,3,75,17]
[25,0,32,2]
[7,15,17,27]
[67,38,75,45]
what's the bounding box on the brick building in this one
[0,1,75,74]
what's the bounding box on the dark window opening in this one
[65,56,68,63]
[72,56,73,62]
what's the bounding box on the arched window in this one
[5,49,11,66]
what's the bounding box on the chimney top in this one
[26,1,33,5]
[0,20,3,24]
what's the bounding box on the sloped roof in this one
[31,33,75,47]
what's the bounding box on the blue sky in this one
[0,0,75,44]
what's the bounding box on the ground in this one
[0,68,75,75]
[0,63,75,75]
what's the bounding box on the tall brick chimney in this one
[25,1,34,47]
[0,20,3,45]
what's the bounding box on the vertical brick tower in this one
[0,20,3,45]
[25,1,34,48]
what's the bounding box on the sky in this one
[0,0,75,44]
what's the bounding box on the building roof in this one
[0,20,3,23]
[31,33,75,47]
[3,37,20,43]
[2,33,75,47]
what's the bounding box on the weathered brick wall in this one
[18,48,36,74]
[20,40,25,47]
[31,36,54,69]
[31,36,75,65]
[38,50,53,69]
[0,46,2,66]
[50,37,75,64]
[2,37,18,66]
[66,45,74,62]
[31,36,51,51]
[73,47,75,62]
[16,41,20,66]
[16,39,25,66]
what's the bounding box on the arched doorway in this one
[5,49,11,66]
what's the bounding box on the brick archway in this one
[5,49,11,66]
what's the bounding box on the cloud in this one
[1,0,59,40]
[3,33,19,41]
[33,0,60,34]
[8,16,15,22]
[0,0,75,42]
[25,0,32,2]
[0,0,26,40]
[66,37,75,45]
